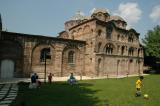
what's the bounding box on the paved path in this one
[0,83,18,106]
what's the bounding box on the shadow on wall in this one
[11,82,102,106]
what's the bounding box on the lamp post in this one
[44,52,47,83]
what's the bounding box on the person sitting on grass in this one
[135,76,144,96]
[68,73,77,85]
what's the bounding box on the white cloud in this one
[114,2,142,28]
[150,5,160,24]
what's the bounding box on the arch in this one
[117,60,120,76]
[104,43,115,55]
[71,30,76,38]
[117,34,120,40]
[128,47,134,56]
[121,46,125,55]
[32,43,54,65]
[97,58,102,76]
[97,29,102,36]
[97,42,102,52]
[106,25,113,39]
[83,25,90,32]
[78,28,83,35]
[138,48,142,57]
[68,51,75,63]
[128,59,133,75]
[61,45,81,76]
[128,33,134,42]
[40,48,51,62]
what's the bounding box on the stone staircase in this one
[0,83,18,106]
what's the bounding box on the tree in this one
[143,25,160,72]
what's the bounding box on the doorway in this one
[1,59,14,78]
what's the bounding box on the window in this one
[128,33,134,42]
[117,34,120,40]
[97,42,102,52]
[128,47,134,56]
[98,30,102,36]
[40,48,51,62]
[68,51,75,63]
[121,46,125,55]
[98,59,101,70]
[106,44,113,55]
[106,26,113,39]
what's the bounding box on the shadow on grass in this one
[10,82,100,106]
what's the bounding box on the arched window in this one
[84,25,90,32]
[68,51,75,63]
[121,46,125,55]
[97,42,102,52]
[138,48,142,57]
[78,28,82,35]
[128,34,134,42]
[98,30,102,36]
[117,34,120,40]
[106,44,113,55]
[98,59,101,69]
[106,25,113,39]
[128,47,134,56]
[40,48,51,62]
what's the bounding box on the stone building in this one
[0,9,144,79]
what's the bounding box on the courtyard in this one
[6,75,160,106]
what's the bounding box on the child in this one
[135,76,144,96]
[48,73,53,84]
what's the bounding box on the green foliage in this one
[11,75,160,106]
[142,25,160,58]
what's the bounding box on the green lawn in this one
[11,75,160,106]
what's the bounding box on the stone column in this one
[54,44,63,77]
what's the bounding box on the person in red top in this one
[48,73,53,84]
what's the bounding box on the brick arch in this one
[77,27,83,35]
[31,43,55,76]
[61,45,81,76]
[103,43,116,54]
[96,42,102,52]
[83,25,90,33]
[71,30,76,39]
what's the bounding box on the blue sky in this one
[0,0,160,41]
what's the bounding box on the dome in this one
[70,11,85,20]
[92,8,109,14]
[110,16,126,22]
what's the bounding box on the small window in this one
[40,48,51,62]
[106,26,113,39]
[97,42,102,52]
[128,33,134,42]
[106,44,113,55]
[98,30,102,36]
[121,46,125,55]
[117,34,120,40]
[128,47,134,56]
[68,51,75,64]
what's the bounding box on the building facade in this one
[0,9,144,79]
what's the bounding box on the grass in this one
[11,75,160,106]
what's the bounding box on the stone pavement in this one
[0,83,18,106]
